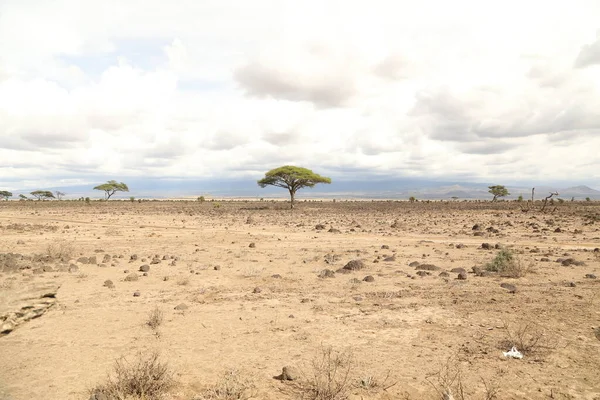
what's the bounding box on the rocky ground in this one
[0,200,599,400]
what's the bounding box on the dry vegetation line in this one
[1,200,599,399]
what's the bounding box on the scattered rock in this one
[249,242,256,248]
[416,271,430,277]
[343,260,365,271]
[409,261,420,267]
[139,264,150,272]
[276,366,300,381]
[253,287,262,294]
[174,303,188,310]
[438,271,449,277]
[271,274,282,279]
[383,256,396,262]
[16,240,24,245]
[103,280,114,288]
[381,245,390,249]
[481,243,492,250]
[77,257,89,264]
[472,224,481,231]
[363,275,375,282]
[319,269,335,278]
[124,273,139,282]
[315,224,326,230]
[457,272,468,280]
[214,265,221,271]
[450,268,466,274]
[133,291,141,297]
[328,228,341,234]
[416,264,440,271]
[585,274,597,279]
[569,282,576,287]
[500,283,517,293]
[130,254,138,261]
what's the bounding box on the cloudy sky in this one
[1,0,600,191]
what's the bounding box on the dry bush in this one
[484,250,529,278]
[426,356,466,400]
[194,369,256,400]
[299,346,354,400]
[500,321,555,357]
[46,240,76,261]
[89,351,175,400]
[146,307,164,330]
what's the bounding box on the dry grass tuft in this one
[194,369,256,400]
[89,351,175,400]
[146,307,164,330]
[46,240,76,261]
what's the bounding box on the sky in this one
[1,0,600,192]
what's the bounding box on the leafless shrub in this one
[298,346,354,400]
[356,370,396,393]
[46,240,75,261]
[146,307,163,330]
[500,321,555,357]
[426,355,466,400]
[194,369,256,400]
[89,351,175,400]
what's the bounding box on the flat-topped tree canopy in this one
[94,180,129,200]
[258,165,331,209]
[0,191,12,200]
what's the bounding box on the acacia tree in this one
[55,191,66,200]
[0,190,12,200]
[488,185,510,201]
[258,166,331,209]
[93,180,129,200]
[30,190,55,201]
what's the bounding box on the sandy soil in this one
[0,200,599,400]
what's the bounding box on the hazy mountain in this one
[6,179,600,200]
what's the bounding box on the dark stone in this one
[253,287,262,293]
[416,264,440,271]
[500,283,517,293]
[481,243,492,250]
[133,291,141,297]
[139,264,150,272]
[438,271,449,277]
[249,242,256,248]
[124,273,138,282]
[343,260,365,271]
[363,275,375,282]
[174,303,188,310]
[450,268,466,274]
[457,272,468,280]
[585,274,597,279]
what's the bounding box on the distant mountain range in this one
[5,178,600,201]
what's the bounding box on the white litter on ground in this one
[503,346,524,359]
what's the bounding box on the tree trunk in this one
[289,189,295,209]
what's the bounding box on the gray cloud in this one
[261,131,302,146]
[575,33,600,68]
[235,62,355,108]
[373,54,407,80]
[459,141,517,155]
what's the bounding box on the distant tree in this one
[55,191,66,200]
[450,196,459,201]
[30,190,55,201]
[488,185,510,201]
[0,190,12,200]
[517,195,524,202]
[197,196,205,202]
[93,180,129,200]
[586,197,591,202]
[257,165,331,209]
[409,196,416,203]
[19,194,29,200]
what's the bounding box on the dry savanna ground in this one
[1,199,600,400]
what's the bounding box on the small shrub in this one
[198,196,206,202]
[130,196,135,202]
[46,240,75,261]
[300,346,354,400]
[89,352,175,400]
[195,369,255,400]
[146,307,163,330]
[500,321,555,357]
[484,249,529,278]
